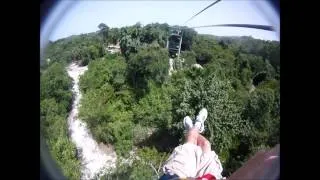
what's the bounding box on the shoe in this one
[183,116,193,130]
[194,108,208,133]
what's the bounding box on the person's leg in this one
[185,107,209,150]
[161,117,202,178]
[186,127,199,145]
[196,134,211,153]
[162,108,213,179]
[192,108,224,179]
[195,134,224,179]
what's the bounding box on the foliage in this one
[40,63,81,180]
[132,124,153,145]
[102,147,169,179]
[40,62,73,108]
[79,56,135,157]
[180,27,197,51]
[119,23,143,58]
[218,36,280,69]
[43,22,280,179]
[192,35,216,65]
[181,50,197,67]
[170,68,250,160]
[140,23,169,47]
[133,82,172,129]
[129,147,169,179]
[127,47,169,96]
[48,137,81,179]
[44,33,104,66]
[98,23,109,43]
[222,81,279,176]
[79,55,128,93]
[108,27,120,44]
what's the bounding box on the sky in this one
[42,0,280,42]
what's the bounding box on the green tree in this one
[133,82,172,129]
[98,23,109,43]
[236,85,279,164]
[181,50,197,67]
[40,62,73,110]
[79,55,135,156]
[43,23,280,178]
[120,33,140,58]
[108,28,120,44]
[129,147,169,179]
[127,47,169,96]
[181,27,197,51]
[170,68,250,163]
[79,55,128,93]
[40,62,81,180]
[102,147,169,179]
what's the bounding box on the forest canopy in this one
[41,22,279,179]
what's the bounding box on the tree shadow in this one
[222,138,251,177]
[136,128,180,153]
[253,71,268,86]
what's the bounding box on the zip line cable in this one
[183,0,222,25]
[189,24,275,31]
[180,0,276,32]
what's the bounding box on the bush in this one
[181,50,197,67]
[79,55,127,93]
[133,82,172,129]
[109,120,134,157]
[170,68,250,162]
[43,26,279,178]
[127,47,169,96]
[48,137,81,180]
[79,55,135,156]
[40,62,73,107]
[40,62,81,180]
[132,124,153,145]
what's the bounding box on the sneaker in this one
[183,116,193,130]
[194,108,208,133]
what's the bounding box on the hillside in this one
[40,22,280,179]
